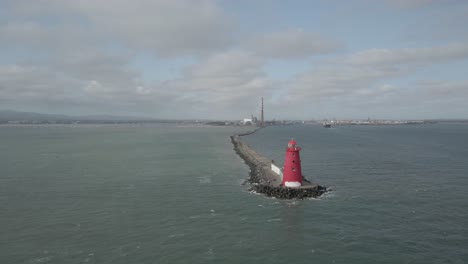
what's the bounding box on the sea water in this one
[1,124,467,263]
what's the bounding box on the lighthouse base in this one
[250,184,328,199]
[284,181,301,187]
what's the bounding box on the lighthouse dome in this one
[287,138,297,148]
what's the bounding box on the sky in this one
[1,0,468,120]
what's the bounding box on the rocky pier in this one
[231,129,328,199]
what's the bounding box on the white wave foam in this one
[198,176,212,184]
[31,256,52,263]
[168,233,185,238]
[189,215,201,219]
[267,218,281,222]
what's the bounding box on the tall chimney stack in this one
[261,97,264,127]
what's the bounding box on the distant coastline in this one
[2,110,468,126]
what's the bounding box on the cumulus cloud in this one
[0,22,46,46]
[3,0,234,57]
[384,0,435,9]
[246,29,342,59]
[159,51,272,118]
[355,84,397,96]
[275,43,468,118]
[1,0,467,119]
[77,0,234,56]
[284,64,401,103]
[0,51,178,117]
[383,0,463,10]
[338,43,468,67]
[0,64,83,112]
[416,80,468,98]
[0,0,241,117]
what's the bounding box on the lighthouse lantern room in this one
[282,139,303,187]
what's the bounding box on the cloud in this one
[276,44,468,110]
[0,64,82,108]
[416,80,468,98]
[81,0,234,56]
[1,1,467,119]
[0,49,270,118]
[245,29,342,59]
[185,51,264,81]
[0,53,176,117]
[355,84,397,96]
[2,42,466,119]
[346,80,468,116]
[384,0,435,9]
[0,0,241,117]
[3,0,234,57]
[338,43,468,67]
[159,51,271,118]
[284,64,401,103]
[48,50,138,93]
[383,0,464,10]
[0,22,46,46]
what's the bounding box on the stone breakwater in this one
[231,129,328,199]
[251,184,328,200]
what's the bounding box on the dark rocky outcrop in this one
[250,184,328,199]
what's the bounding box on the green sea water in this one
[1,124,468,263]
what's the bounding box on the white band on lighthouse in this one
[284,181,301,187]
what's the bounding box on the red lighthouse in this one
[282,139,303,187]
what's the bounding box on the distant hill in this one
[0,110,69,121]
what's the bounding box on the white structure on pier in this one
[271,163,283,179]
